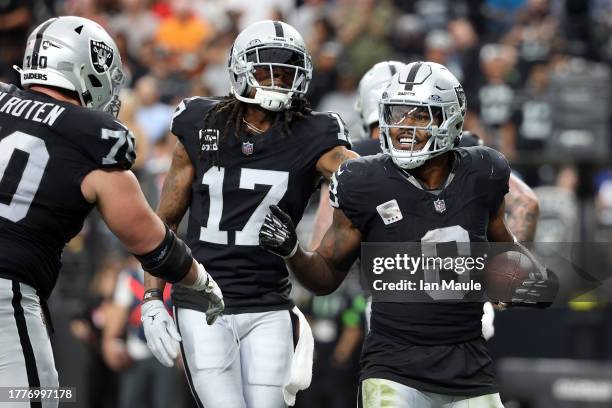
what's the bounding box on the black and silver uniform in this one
[171,97,351,314]
[0,83,135,299]
[330,146,510,396]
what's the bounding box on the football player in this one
[142,20,358,408]
[260,62,555,407]
[0,16,223,406]
[311,60,540,339]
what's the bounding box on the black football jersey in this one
[0,83,135,299]
[170,97,351,314]
[330,146,510,396]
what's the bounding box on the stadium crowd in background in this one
[1,0,611,407]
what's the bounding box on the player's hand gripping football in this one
[141,299,181,367]
[509,267,559,308]
[259,205,299,259]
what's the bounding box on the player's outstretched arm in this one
[81,169,223,319]
[144,141,195,295]
[315,146,359,181]
[310,146,359,249]
[505,174,539,242]
[260,205,361,295]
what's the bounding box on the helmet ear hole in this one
[88,75,102,88]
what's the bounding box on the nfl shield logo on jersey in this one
[433,198,446,214]
[242,141,254,156]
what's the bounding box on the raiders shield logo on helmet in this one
[90,40,114,74]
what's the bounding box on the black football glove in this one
[259,205,299,259]
[508,268,559,308]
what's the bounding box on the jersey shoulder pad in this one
[308,110,352,148]
[461,146,510,212]
[57,107,135,171]
[170,97,221,137]
[170,97,222,163]
[329,155,383,209]
[461,145,510,182]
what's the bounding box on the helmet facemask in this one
[378,62,466,170]
[380,102,463,169]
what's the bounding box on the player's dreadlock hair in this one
[200,95,311,167]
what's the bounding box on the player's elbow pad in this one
[134,225,193,283]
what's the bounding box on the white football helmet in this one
[379,61,466,169]
[355,61,406,133]
[16,16,125,116]
[228,20,312,111]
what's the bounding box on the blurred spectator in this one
[192,0,232,32]
[288,0,328,44]
[296,288,365,408]
[305,16,337,67]
[117,90,150,170]
[223,0,295,30]
[317,62,361,141]
[154,0,215,55]
[547,57,610,161]
[513,63,553,152]
[413,0,469,30]
[534,166,580,242]
[199,28,238,96]
[390,13,426,59]
[334,0,395,78]
[503,0,559,78]
[70,257,123,408]
[134,75,175,144]
[482,0,526,39]
[307,41,342,109]
[102,257,179,408]
[468,43,518,159]
[448,18,480,91]
[62,0,110,29]
[110,0,159,60]
[424,29,464,81]
[594,169,612,228]
[0,0,33,84]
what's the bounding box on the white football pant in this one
[0,278,59,407]
[360,378,504,408]
[176,308,294,408]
